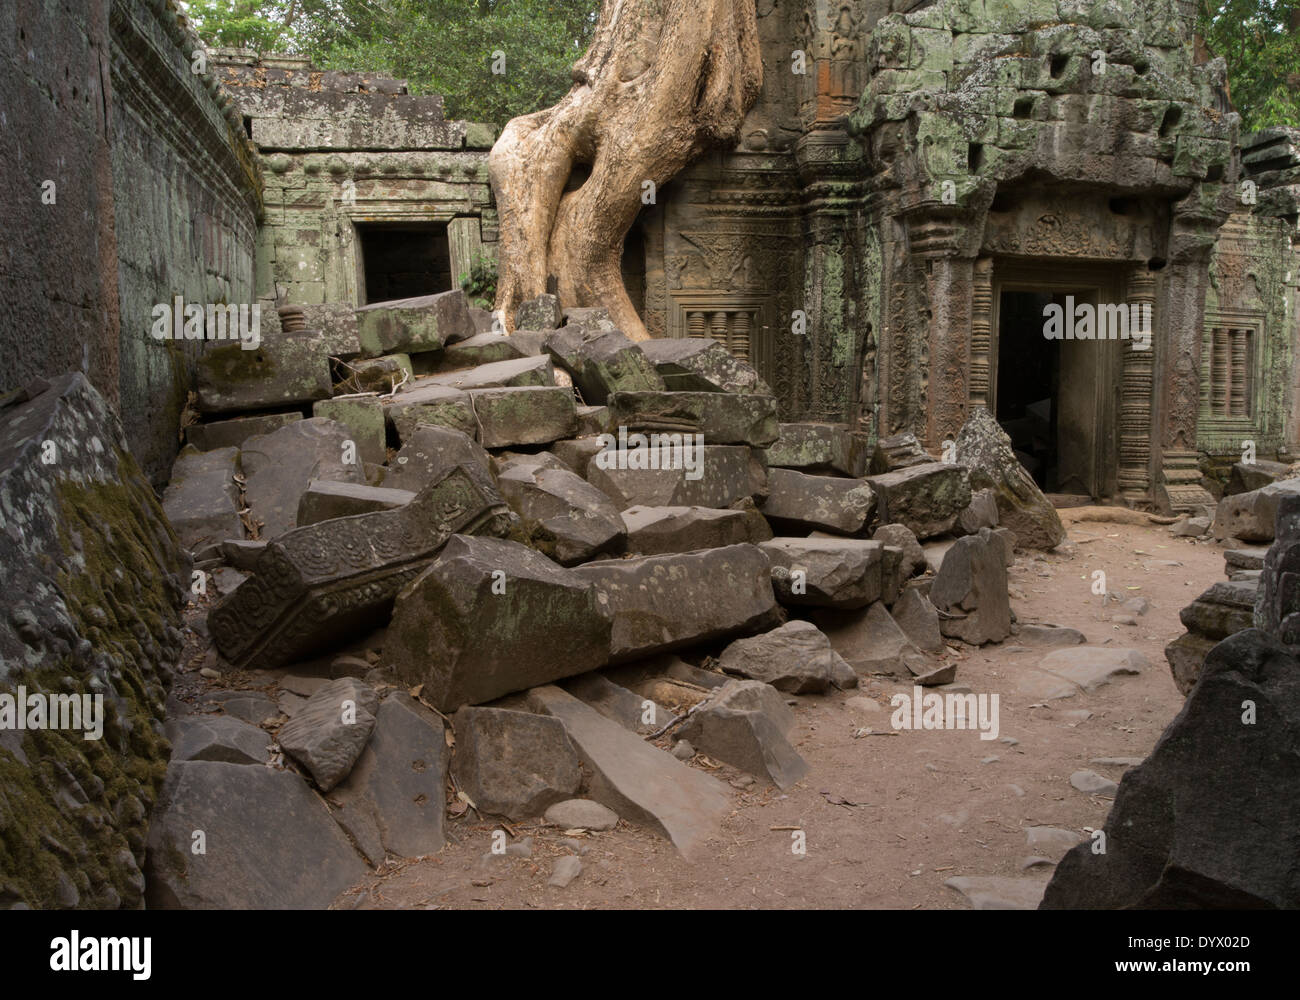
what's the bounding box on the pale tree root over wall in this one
[489,0,762,340]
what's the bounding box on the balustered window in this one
[1201,324,1255,419]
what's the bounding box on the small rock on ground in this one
[544,799,619,831]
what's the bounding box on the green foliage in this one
[459,251,498,310]
[1199,1,1300,130]
[188,0,601,125]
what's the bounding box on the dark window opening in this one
[968,143,984,173]
[622,225,646,322]
[1049,54,1069,78]
[997,290,1060,491]
[357,222,452,304]
[1013,97,1034,119]
[1159,105,1182,138]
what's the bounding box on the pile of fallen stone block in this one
[150,290,1068,906]
[1163,461,1300,693]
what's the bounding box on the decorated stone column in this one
[1119,265,1156,503]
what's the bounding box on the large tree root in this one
[489,0,762,339]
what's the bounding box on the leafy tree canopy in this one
[1199,1,1300,131]
[186,0,600,125]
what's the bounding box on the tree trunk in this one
[489,0,762,339]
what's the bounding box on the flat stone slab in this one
[424,355,555,390]
[278,677,379,791]
[164,714,270,765]
[313,396,386,466]
[867,461,971,540]
[499,463,626,565]
[468,385,577,448]
[1037,647,1149,692]
[354,289,474,357]
[144,761,368,909]
[296,481,415,527]
[440,333,526,369]
[588,445,767,510]
[622,505,772,555]
[385,383,477,443]
[759,537,887,609]
[527,685,730,859]
[570,544,780,662]
[545,327,664,404]
[606,391,779,447]
[186,412,302,452]
[196,340,333,415]
[452,706,582,821]
[945,875,1048,910]
[163,446,243,550]
[209,465,510,670]
[761,468,876,535]
[764,422,868,477]
[240,417,366,540]
[560,672,664,735]
[638,337,771,395]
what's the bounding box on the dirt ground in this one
[334,512,1225,911]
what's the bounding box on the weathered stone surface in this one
[764,422,868,477]
[761,468,876,535]
[498,462,626,565]
[441,332,525,369]
[201,690,278,725]
[1178,580,1257,640]
[561,671,664,734]
[354,289,474,357]
[872,522,925,578]
[571,545,779,662]
[549,855,583,887]
[144,762,367,909]
[1042,629,1300,909]
[718,621,839,694]
[1037,647,1149,692]
[425,354,556,390]
[186,411,302,452]
[676,679,809,789]
[1226,459,1294,496]
[1257,494,1300,649]
[163,445,243,549]
[278,677,379,791]
[387,536,612,711]
[1070,769,1119,796]
[622,504,772,555]
[196,340,334,414]
[638,337,772,395]
[607,391,779,447]
[240,418,366,539]
[545,327,665,404]
[811,602,925,676]
[954,408,1065,550]
[550,436,606,476]
[931,529,1012,645]
[385,383,477,443]
[867,462,971,541]
[1016,624,1087,646]
[890,587,945,652]
[957,487,1000,535]
[1213,479,1300,542]
[210,465,511,669]
[544,798,620,832]
[527,685,730,858]
[515,293,563,331]
[1164,632,1218,695]
[296,480,414,526]
[468,386,578,448]
[451,706,581,820]
[165,714,269,765]
[328,693,450,863]
[588,444,767,511]
[341,355,413,395]
[384,424,494,495]
[312,395,386,465]
[870,432,932,474]
[575,404,608,437]
[759,537,886,609]
[947,875,1047,911]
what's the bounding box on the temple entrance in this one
[355,222,452,304]
[992,268,1122,500]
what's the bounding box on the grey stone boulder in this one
[953,407,1064,550]
[606,390,779,448]
[931,528,1012,645]
[867,461,971,541]
[144,762,368,909]
[869,432,932,473]
[545,327,664,404]
[1212,479,1300,543]
[890,587,945,652]
[451,706,581,821]
[440,333,525,370]
[165,714,269,765]
[515,293,563,332]
[1225,459,1294,496]
[1179,580,1258,640]
[278,677,380,792]
[312,395,386,466]
[957,487,1000,534]
[240,417,366,540]
[544,798,620,832]
[811,601,926,676]
[387,535,613,711]
[195,340,333,415]
[1042,629,1300,909]
[355,289,474,357]
[468,385,578,448]
[329,693,451,863]
[764,422,868,477]
[587,444,767,510]
[570,544,779,663]
[1164,632,1218,695]
[676,679,810,789]
[759,537,888,609]
[163,446,243,550]
[717,620,839,694]
[761,468,876,535]
[425,355,556,391]
[296,481,414,527]
[498,462,626,565]
[622,504,772,555]
[871,522,925,578]
[186,412,302,452]
[638,337,772,395]
[383,423,494,494]
[384,383,477,443]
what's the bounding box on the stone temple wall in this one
[109,1,263,485]
[212,52,499,317]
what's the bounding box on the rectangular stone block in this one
[587,444,767,510]
[296,481,415,526]
[186,412,303,452]
[384,383,477,443]
[162,446,244,550]
[607,391,780,447]
[312,395,386,465]
[354,289,474,358]
[765,422,869,477]
[468,386,577,448]
[196,341,333,414]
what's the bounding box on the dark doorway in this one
[357,222,451,303]
[996,290,1059,490]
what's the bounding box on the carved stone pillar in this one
[969,257,993,408]
[1229,328,1247,417]
[1118,266,1156,503]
